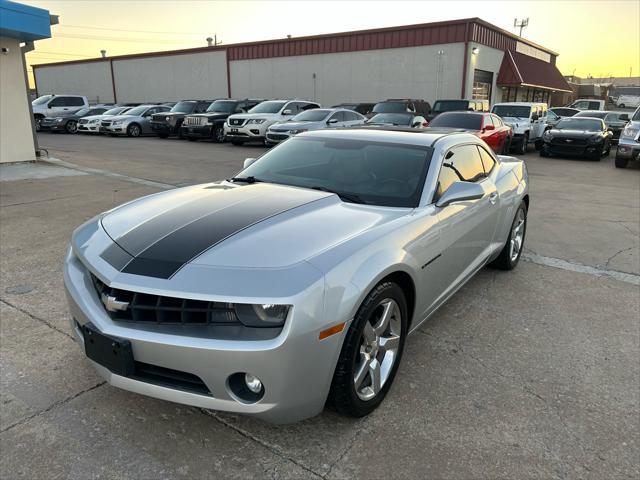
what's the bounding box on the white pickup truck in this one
[32,94,89,131]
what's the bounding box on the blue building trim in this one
[0,0,51,42]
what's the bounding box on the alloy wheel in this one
[354,298,402,401]
[509,208,526,262]
[67,121,77,134]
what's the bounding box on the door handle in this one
[489,192,498,205]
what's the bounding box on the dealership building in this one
[33,17,571,107]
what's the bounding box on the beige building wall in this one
[0,37,36,163]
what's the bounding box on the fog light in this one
[245,373,262,393]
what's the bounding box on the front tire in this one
[328,281,408,418]
[127,123,141,137]
[65,120,78,134]
[490,200,527,270]
[213,125,225,143]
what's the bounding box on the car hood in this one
[100,182,408,278]
[82,114,111,121]
[107,115,139,122]
[549,129,600,137]
[229,112,281,120]
[500,116,529,125]
[269,121,322,131]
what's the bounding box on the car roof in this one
[301,126,476,147]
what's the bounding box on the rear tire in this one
[615,156,629,168]
[490,200,527,270]
[328,281,408,418]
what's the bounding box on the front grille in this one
[151,114,168,123]
[91,274,240,326]
[551,137,587,146]
[548,145,586,155]
[229,118,245,126]
[185,116,207,126]
[267,133,288,141]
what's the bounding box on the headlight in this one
[622,126,639,139]
[112,121,122,125]
[165,116,171,122]
[56,118,64,123]
[587,135,602,144]
[289,129,307,134]
[89,119,99,124]
[247,119,266,124]
[543,131,553,140]
[234,304,290,327]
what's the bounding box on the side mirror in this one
[282,109,292,115]
[47,103,54,108]
[531,114,539,121]
[412,121,422,128]
[327,118,339,124]
[243,157,257,168]
[435,181,485,208]
[484,124,495,131]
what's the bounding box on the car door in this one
[140,107,159,133]
[47,96,75,116]
[432,143,500,295]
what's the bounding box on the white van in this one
[32,94,89,131]
[491,102,548,154]
[615,95,640,109]
[568,99,605,111]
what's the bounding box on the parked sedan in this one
[265,108,366,144]
[574,110,631,143]
[540,117,613,160]
[64,128,529,424]
[78,106,132,134]
[427,111,513,154]
[101,105,171,137]
[365,113,427,128]
[40,107,107,134]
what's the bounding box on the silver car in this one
[265,108,366,144]
[101,105,171,137]
[64,128,529,423]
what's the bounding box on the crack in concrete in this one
[0,381,106,434]
[0,193,86,208]
[1,298,75,341]
[198,409,326,479]
[322,426,364,478]
[604,246,636,269]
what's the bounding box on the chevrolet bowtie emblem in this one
[565,139,573,143]
[101,293,129,312]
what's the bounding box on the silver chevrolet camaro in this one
[64,127,529,423]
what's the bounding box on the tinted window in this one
[69,97,85,106]
[170,101,196,113]
[588,101,601,109]
[477,146,496,174]
[207,100,237,113]
[88,108,106,115]
[329,111,345,122]
[435,144,485,199]
[239,136,433,208]
[343,110,363,121]
[49,96,80,107]
[428,112,482,130]
[491,105,531,118]
[300,102,320,111]
[552,108,578,117]
[367,113,413,126]
[373,102,409,114]
[432,100,469,113]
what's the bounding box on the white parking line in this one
[523,253,640,286]
[44,157,176,190]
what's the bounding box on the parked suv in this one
[224,100,320,145]
[371,99,431,119]
[427,99,489,121]
[182,99,264,142]
[615,106,640,168]
[32,94,89,131]
[491,102,548,154]
[150,100,213,138]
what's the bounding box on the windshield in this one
[433,100,469,113]
[428,112,482,129]
[575,111,607,119]
[238,136,433,207]
[170,101,196,113]
[248,101,286,114]
[367,113,413,125]
[556,118,603,131]
[124,106,148,116]
[633,108,640,121]
[291,110,330,122]
[104,107,127,115]
[373,102,408,113]
[491,105,531,118]
[206,100,237,113]
[32,95,53,105]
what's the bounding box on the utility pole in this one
[513,18,529,37]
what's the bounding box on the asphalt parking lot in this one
[1,133,638,479]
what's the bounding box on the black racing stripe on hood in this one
[110,186,329,279]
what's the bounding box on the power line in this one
[27,50,94,58]
[55,32,198,45]
[58,23,213,36]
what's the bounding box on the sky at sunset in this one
[23,0,640,87]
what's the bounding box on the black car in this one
[574,110,630,143]
[181,99,264,142]
[370,99,432,119]
[540,117,613,160]
[40,106,108,133]
[331,102,375,115]
[426,99,489,121]
[150,100,213,138]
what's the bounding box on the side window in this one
[300,102,319,111]
[235,102,246,113]
[477,146,496,174]
[329,111,345,122]
[435,145,486,200]
[195,102,207,113]
[145,107,157,116]
[68,97,85,106]
[493,115,503,127]
[49,97,69,107]
[589,101,600,110]
[482,115,493,128]
[284,102,299,114]
[344,111,361,121]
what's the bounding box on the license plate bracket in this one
[82,323,134,377]
[230,128,238,133]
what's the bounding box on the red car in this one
[427,111,513,154]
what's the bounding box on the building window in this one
[472,69,493,101]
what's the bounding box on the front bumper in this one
[615,139,640,160]
[63,244,344,423]
[224,123,267,143]
[543,140,602,157]
[40,120,67,131]
[265,130,292,145]
[181,124,213,138]
[151,122,179,136]
[102,124,127,134]
[79,122,101,133]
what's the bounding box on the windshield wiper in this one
[228,176,263,184]
[311,186,366,204]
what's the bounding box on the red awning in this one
[497,50,572,93]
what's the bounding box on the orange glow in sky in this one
[24,0,640,87]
